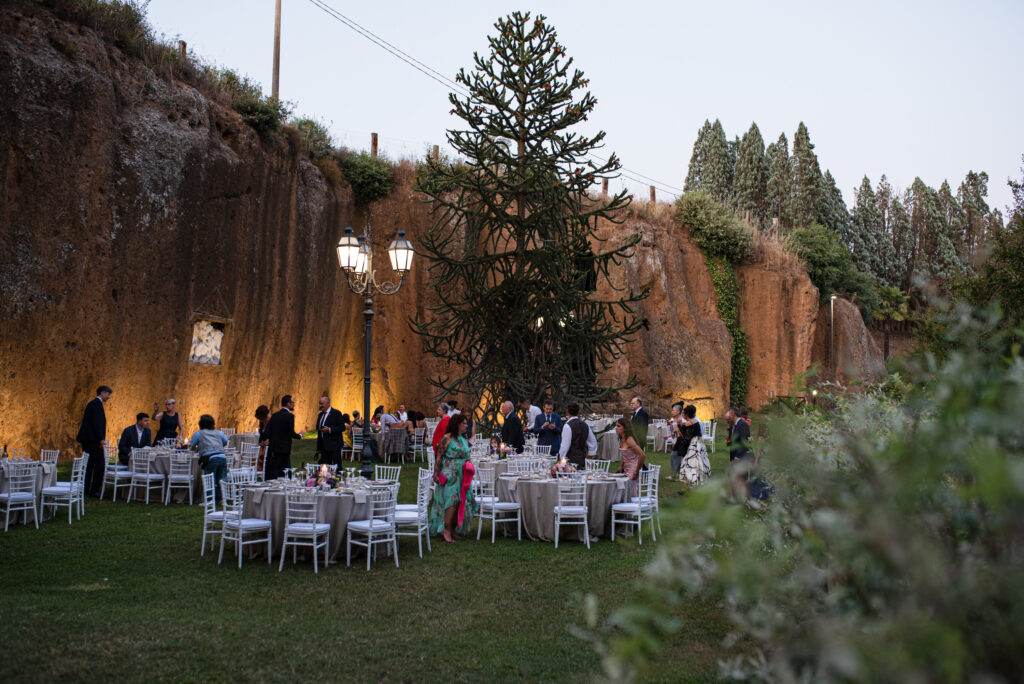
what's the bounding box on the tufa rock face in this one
[736,262,820,408]
[811,297,885,386]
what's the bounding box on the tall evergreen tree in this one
[413,12,647,423]
[765,133,792,227]
[906,177,960,292]
[957,171,994,267]
[684,120,712,193]
[733,123,768,222]
[888,193,914,291]
[817,169,851,236]
[874,175,902,287]
[937,180,968,270]
[791,122,823,227]
[849,176,884,280]
[703,119,733,203]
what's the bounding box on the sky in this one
[146,0,1024,214]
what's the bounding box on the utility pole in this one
[272,0,282,100]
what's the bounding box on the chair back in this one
[70,454,87,492]
[534,444,551,456]
[220,479,244,515]
[202,472,217,516]
[426,447,435,471]
[374,464,401,482]
[6,461,38,493]
[645,464,661,500]
[508,458,532,475]
[285,489,318,525]
[239,443,259,470]
[556,476,587,507]
[104,446,120,467]
[221,427,236,437]
[474,465,495,498]
[169,452,192,478]
[131,448,154,475]
[416,468,433,517]
[352,431,365,449]
[368,483,398,523]
[585,458,611,473]
[40,449,60,466]
[227,467,256,484]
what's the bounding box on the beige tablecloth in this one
[1,461,58,523]
[597,432,620,461]
[652,425,672,452]
[242,487,370,561]
[472,459,508,479]
[496,475,627,542]
[128,449,202,503]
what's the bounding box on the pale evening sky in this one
[146,0,1024,214]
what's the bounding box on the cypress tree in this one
[907,177,960,290]
[849,176,883,279]
[684,120,712,193]
[957,171,993,267]
[704,119,733,203]
[817,169,851,237]
[412,12,648,422]
[938,180,968,270]
[888,193,913,291]
[733,123,768,223]
[765,133,792,227]
[875,175,902,287]
[791,122,823,227]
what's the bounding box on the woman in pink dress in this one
[614,417,646,497]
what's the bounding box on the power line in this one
[304,0,681,200]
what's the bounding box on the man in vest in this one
[558,402,595,470]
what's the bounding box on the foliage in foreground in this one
[587,304,1024,682]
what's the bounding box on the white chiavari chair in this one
[702,420,717,453]
[585,458,612,473]
[632,463,662,535]
[396,469,432,557]
[101,447,132,500]
[218,480,273,568]
[200,472,236,556]
[475,466,521,543]
[164,451,194,505]
[612,466,658,543]
[279,489,331,573]
[40,449,60,467]
[346,483,399,571]
[129,448,166,505]
[426,447,435,472]
[410,427,427,462]
[220,427,236,438]
[230,443,259,480]
[39,454,86,524]
[1,460,39,530]
[349,431,365,462]
[553,477,589,549]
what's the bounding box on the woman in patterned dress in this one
[429,414,478,543]
[614,417,646,498]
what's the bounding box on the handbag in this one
[436,472,448,486]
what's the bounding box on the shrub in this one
[676,192,754,263]
[588,304,1024,683]
[314,157,341,185]
[339,152,395,206]
[292,118,334,160]
[36,0,150,55]
[791,222,879,320]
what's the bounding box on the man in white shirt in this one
[398,404,408,423]
[558,402,597,468]
[381,409,401,429]
[447,400,461,417]
[519,399,542,430]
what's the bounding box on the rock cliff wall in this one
[0,6,876,456]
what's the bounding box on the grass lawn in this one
[0,436,741,682]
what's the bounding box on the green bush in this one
[706,256,749,406]
[676,191,754,263]
[588,304,1024,682]
[339,152,395,206]
[36,0,150,55]
[791,222,879,320]
[292,118,334,159]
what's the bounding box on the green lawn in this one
[0,437,740,682]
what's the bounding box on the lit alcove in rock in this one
[189,319,226,366]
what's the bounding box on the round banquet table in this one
[127,449,202,503]
[596,432,620,461]
[0,461,58,523]
[652,424,672,452]
[496,474,628,542]
[242,486,371,561]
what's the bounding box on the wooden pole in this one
[649,186,656,203]
[601,178,608,197]
[371,133,378,157]
[177,40,187,61]
[272,0,282,100]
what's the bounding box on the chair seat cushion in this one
[205,511,235,522]
[612,502,649,513]
[394,503,418,512]
[168,475,192,483]
[285,522,331,535]
[107,470,132,479]
[0,492,35,502]
[630,496,656,506]
[394,510,424,524]
[225,517,271,530]
[348,519,394,533]
[553,505,587,515]
[133,474,166,481]
[41,486,76,497]
[490,502,521,512]
[476,495,498,505]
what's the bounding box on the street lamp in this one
[336,224,414,476]
[830,294,837,384]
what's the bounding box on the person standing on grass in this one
[77,385,111,498]
[315,396,345,466]
[431,403,451,451]
[558,402,594,470]
[190,414,229,500]
[629,396,650,448]
[262,395,301,480]
[500,401,525,454]
[532,398,562,456]
[726,406,753,498]
[429,414,477,543]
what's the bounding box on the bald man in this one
[499,401,525,454]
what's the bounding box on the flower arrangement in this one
[492,442,514,458]
[305,464,339,488]
[550,456,575,477]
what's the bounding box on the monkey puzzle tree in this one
[412,12,648,426]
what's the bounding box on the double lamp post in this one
[336,224,415,477]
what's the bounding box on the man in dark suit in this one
[629,396,650,448]
[262,395,301,480]
[726,406,753,498]
[76,385,112,497]
[315,395,345,466]
[499,400,525,453]
[531,399,562,456]
[118,412,151,466]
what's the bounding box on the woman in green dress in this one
[429,414,478,543]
